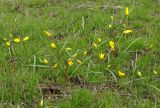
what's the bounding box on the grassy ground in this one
[0,0,160,107]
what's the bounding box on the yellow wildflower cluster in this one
[2,6,143,82]
[3,35,30,47]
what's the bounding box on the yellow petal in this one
[13,37,21,43]
[137,71,142,77]
[125,7,129,16]
[50,42,56,48]
[93,42,98,48]
[149,44,153,48]
[153,70,157,75]
[9,34,13,38]
[66,48,72,51]
[111,16,114,21]
[6,41,11,47]
[98,38,102,43]
[44,31,51,37]
[109,24,112,28]
[3,37,8,41]
[99,52,105,60]
[109,41,114,46]
[107,65,111,68]
[40,99,43,106]
[67,59,74,66]
[109,41,115,50]
[53,63,58,69]
[23,36,29,41]
[123,30,133,34]
[83,50,87,55]
[43,59,49,64]
[118,71,126,77]
[76,59,83,64]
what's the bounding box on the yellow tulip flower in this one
[44,31,51,37]
[6,41,11,47]
[118,71,126,77]
[23,36,29,42]
[50,42,56,48]
[125,7,129,16]
[67,59,74,66]
[109,41,115,50]
[124,30,133,34]
[99,52,105,60]
[43,59,49,64]
[13,37,21,43]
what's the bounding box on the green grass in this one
[0,0,160,107]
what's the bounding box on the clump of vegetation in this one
[0,0,159,107]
